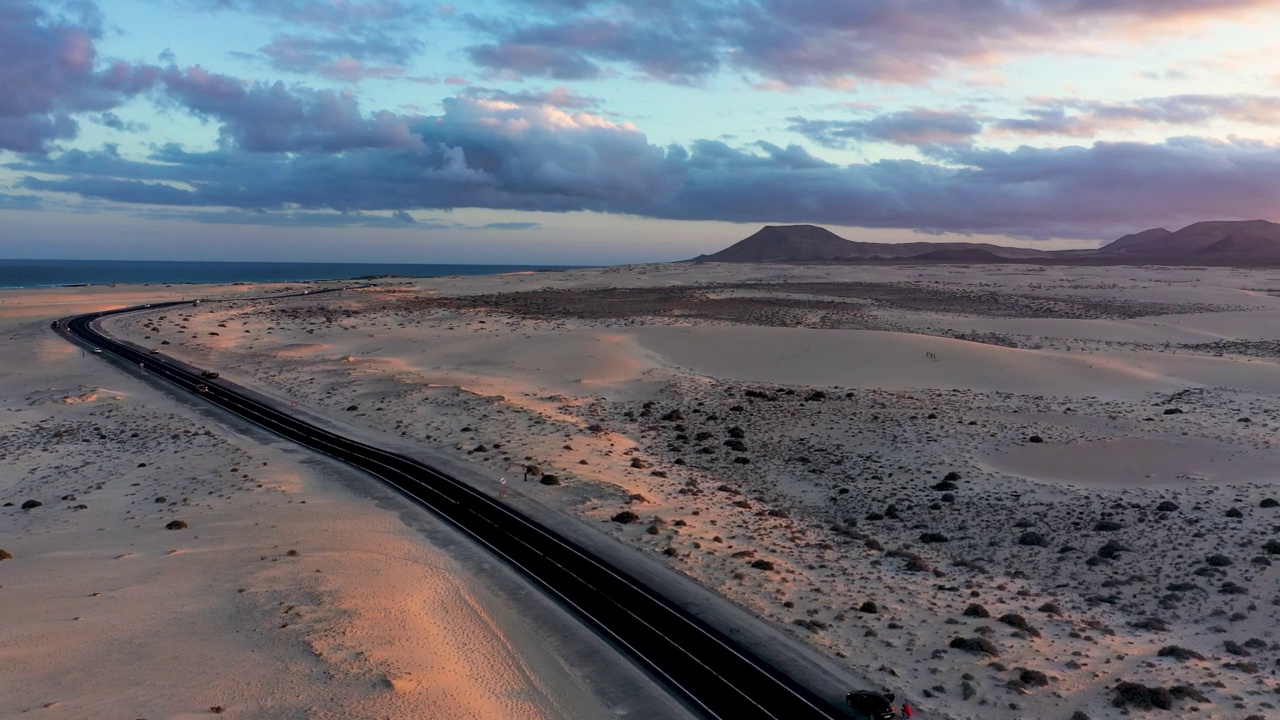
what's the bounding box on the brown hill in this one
[1100,220,1280,256]
[690,225,1057,263]
[691,221,1280,265]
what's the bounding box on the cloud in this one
[258,33,422,81]
[463,0,1277,86]
[190,0,422,29]
[0,0,159,152]
[462,86,601,110]
[789,110,983,149]
[995,94,1280,137]
[160,66,422,151]
[12,86,1280,240]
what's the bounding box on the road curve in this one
[61,298,850,720]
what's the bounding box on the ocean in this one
[0,259,587,289]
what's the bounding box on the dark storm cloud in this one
[159,66,421,151]
[788,110,984,149]
[12,89,1280,240]
[465,0,1276,85]
[0,0,159,152]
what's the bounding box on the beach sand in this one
[6,261,1280,719]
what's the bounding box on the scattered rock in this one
[20,499,42,510]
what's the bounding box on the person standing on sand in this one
[900,700,913,717]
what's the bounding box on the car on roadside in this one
[201,370,219,379]
[151,349,160,354]
[91,348,102,354]
[846,690,897,720]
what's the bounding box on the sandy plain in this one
[5,261,1280,719]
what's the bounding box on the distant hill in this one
[1099,220,1280,256]
[689,225,1057,263]
[689,221,1280,265]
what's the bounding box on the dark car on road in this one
[201,370,219,379]
[847,690,897,720]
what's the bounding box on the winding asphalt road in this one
[61,296,851,720]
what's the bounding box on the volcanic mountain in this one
[690,221,1280,264]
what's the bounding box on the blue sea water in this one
[0,259,587,289]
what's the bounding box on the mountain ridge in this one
[689,221,1280,264]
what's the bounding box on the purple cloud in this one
[465,0,1276,85]
[160,66,421,151]
[12,86,1280,241]
[258,33,423,81]
[789,110,983,149]
[0,0,159,152]
[996,94,1280,137]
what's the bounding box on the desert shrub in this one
[1018,531,1049,547]
[963,603,991,618]
[1038,602,1062,615]
[165,519,188,530]
[920,532,949,543]
[859,600,878,614]
[999,613,1041,638]
[1156,500,1179,512]
[1169,685,1209,703]
[949,637,1000,656]
[724,439,747,452]
[1205,553,1233,567]
[1130,617,1169,632]
[1261,498,1279,508]
[750,559,775,571]
[611,511,640,524]
[0,549,12,561]
[1019,669,1049,687]
[539,474,561,485]
[1224,640,1251,656]
[727,426,746,439]
[1262,539,1280,555]
[20,500,42,510]
[1156,645,1204,662]
[933,480,958,491]
[1226,507,1243,518]
[1094,520,1123,532]
[1112,682,1172,710]
[1096,539,1129,559]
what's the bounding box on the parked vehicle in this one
[201,370,219,379]
[846,690,897,720]
[196,384,209,393]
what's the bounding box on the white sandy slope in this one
[93,261,1280,720]
[0,287,683,720]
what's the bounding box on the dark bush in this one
[1156,500,1179,512]
[920,532,950,544]
[165,519,188,530]
[20,499,42,510]
[963,603,990,618]
[1263,539,1280,555]
[0,549,12,561]
[1224,640,1251,657]
[727,426,746,439]
[949,636,1000,656]
[1018,531,1049,547]
[1112,682,1172,710]
[999,613,1041,638]
[1019,669,1049,687]
[539,474,561,486]
[1038,602,1062,615]
[1162,407,1183,415]
[1226,507,1243,518]
[1261,498,1279,508]
[933,480,958,491]
[1096,539,1129,559]
[724,439,747,452]
[750,559,775,571]
[1094,520,1123,532]
[611,511,640,524]
[1130,617,1169,632]
[859,600,878,614]
[1028,435,1043,443]
[1205,553,1233,567]
[943,471,961,482]
[1157,645,1205,662]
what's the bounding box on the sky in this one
[2,0,1279,264]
